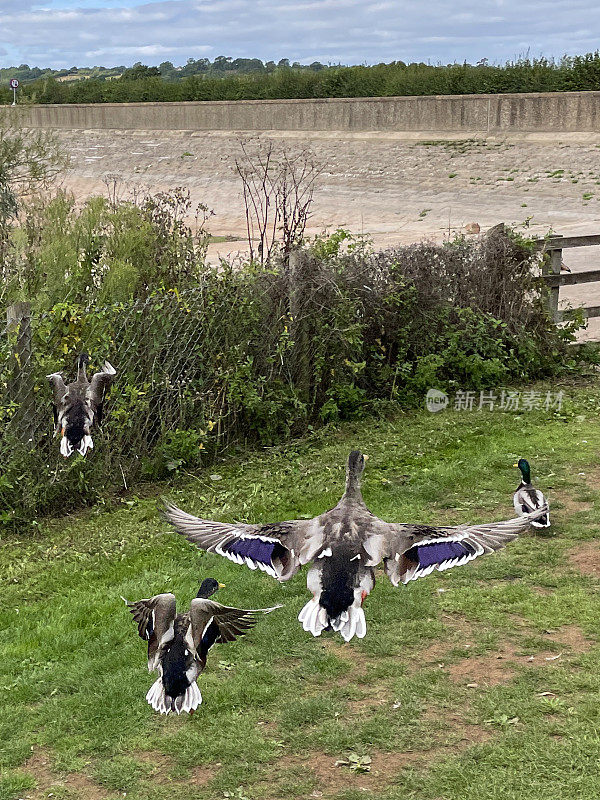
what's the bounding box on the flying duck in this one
[124,578,280,715]
[47,354,116,457]
[163,451,548,643]
[513,458,550,528]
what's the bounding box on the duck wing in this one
[163,500,324,580]
[514,486,550,526]
[47,372,68,409]
[87,361,116,425]
[188,598,280,657]
[362,508,548,586]
[124,592,176,671]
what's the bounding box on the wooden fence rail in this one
[538,234,600,325]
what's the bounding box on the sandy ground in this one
[55,128,600,341]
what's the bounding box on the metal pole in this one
[12,87,16,106]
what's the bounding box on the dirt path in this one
[57,128,600,340]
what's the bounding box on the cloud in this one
[1,0,600,69]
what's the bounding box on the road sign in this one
[9,78,19,105]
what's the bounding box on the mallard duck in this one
[163,451,548,643]
[47,354,116,457]
[513,458,550,528]
[124,578,280,715]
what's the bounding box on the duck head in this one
[76,353,90,383]
[196,578,226,598]
[514,458,531,484]
[345,450,368,499]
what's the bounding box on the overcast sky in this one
[1,0,599,69]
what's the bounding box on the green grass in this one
[2,379,600,799]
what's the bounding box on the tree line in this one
[2,53,600,105]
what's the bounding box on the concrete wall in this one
[5,91,600,133]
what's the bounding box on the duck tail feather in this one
[298,597,328,637]
[77,435,94,456]
[180,682,202,714]
[334,605,366,642]
[146,677,170,715]
[531,512,550,528]
[60,436,73,458]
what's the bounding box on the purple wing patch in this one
[406,540,474,568]
[221,537,276,566]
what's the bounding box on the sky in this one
[1,0,600,69]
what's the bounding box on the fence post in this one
[6,301,35,444]
[544,237,562,323]
[288,249,313,407]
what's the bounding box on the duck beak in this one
[218,582,226,589]
[363,454,369,461]
[512,462,518,467]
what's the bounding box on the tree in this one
[120,63,161,80]
[0,114,69,289]
[213,56,233,71]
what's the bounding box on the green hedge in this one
[4,54,600,106]
[0,210,582,529]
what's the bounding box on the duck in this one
[47,354,116,457]
[513,458,550,528]
[163,451,548,643]
[124,578,280,715]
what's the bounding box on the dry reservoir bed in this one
[56,128,600,340]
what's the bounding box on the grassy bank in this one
[1,377,600,799]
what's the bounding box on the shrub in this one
[0,212,581,529]
[6,53,600,106]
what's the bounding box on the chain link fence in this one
[0,263,303,526]
[1,232,567,530]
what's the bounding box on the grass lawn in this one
[2,377,600,800]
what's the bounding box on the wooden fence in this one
[540,234,600,326]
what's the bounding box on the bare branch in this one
[234,138,323,265]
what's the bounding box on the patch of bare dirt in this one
[549,623,593,652]
[281,724,491,800]
[445,624,592,687]
[22,747,220,798]
[22,748,111,800]
[569,542,600,576]
[134,749,173,771]
[557,496,594,514]
[447,646,517,687]
[311,750,423,793]
[189,764,219,786]
[345,691,389,715]
[554,465,600,515]
[422,707,493,748]
[121,749,218,788]
[581,466,600,492]
[258,700,492,798]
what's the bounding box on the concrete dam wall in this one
[6,91,600,134]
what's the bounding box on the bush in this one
[5,53,600,106]
[0,200,581,529]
